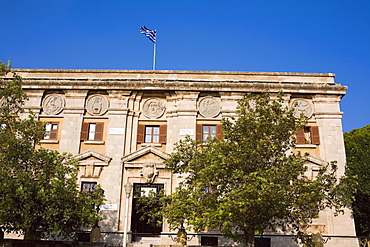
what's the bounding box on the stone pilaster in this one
[24,90,44,116]
[96,90,132,232]
[312,94,345,174]
[312,94,357,246]
[106,90,131,158]
[219,92,244,118]
[59,90,88,155]
[166,91,199,152]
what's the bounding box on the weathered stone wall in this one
[3,69,357,247]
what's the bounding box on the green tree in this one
[139,93,350,247]
[0,61,104,240]
[344,124,370,236]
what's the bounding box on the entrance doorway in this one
[131,183,164,239]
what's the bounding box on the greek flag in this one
[140,26,156,43]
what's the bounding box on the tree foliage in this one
[138,93,351,247]
[0,61,104,239]
[344,124,370,236]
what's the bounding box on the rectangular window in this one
[80,122,104,141]
[145,126,160,143]
[44,122,59,140]
[296,126,320,145]
[81,181,97,194]
[202,125,217,141]
[137,124,167,144]
[202,186,214,194]
[196,124,222,141]
[88,123,97,140]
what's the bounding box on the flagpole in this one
[153,32,156,70]
[140,26,157,70]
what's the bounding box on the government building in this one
[12,69,357,246]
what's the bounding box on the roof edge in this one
[12,68,336,77]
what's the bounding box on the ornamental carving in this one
[142,99,165,118]
[140,162,158,184]
[291,99,313,118]
[198,97,220,118]
[75,151,111,178]
[42,94,65,115]
[86,95,109,116]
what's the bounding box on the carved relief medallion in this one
[143,99,165,118]
[42,94,65,115]
[86,95,109,116]
[140,162,158,184]
[291,99,313,118]
[198,97,220,118]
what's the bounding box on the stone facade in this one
[8,69,357,246]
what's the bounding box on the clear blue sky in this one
[1,0,369,132]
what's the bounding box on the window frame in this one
[196,123,222,141]
[296,126,320,145]
[202,125,217,141]
[43,122,59,140]
[80,122,104,141]
[137,124,167,144]
[81,181,97,195]
[145,125,160,143]
[202,186,214,194]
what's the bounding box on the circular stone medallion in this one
[86,95,109,116]
[143,99,165,118]
[42,94,65,115]
[291,99,313,118]
[198,97,220,118]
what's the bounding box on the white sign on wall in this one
[180,129,194,136]
[109,128,125,135]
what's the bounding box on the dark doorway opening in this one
[131,183,164,241]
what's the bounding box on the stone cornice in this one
[10,69,337,83]
[12,68,336,78]
[17,78,347,95]
[4,69,346,95]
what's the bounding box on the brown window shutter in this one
[216,124,223,139]
[49,122,58,140]
[196,124,202,141]
[80,122,89,141]
[95,123,104,141]
[296,128,305,144]
[311,126,320,145]
[137,124,144,143]
[159,124,167,143]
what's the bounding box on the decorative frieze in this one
[42,94,65,115]
[142,98,166,119]
[198,96,220,118]
[86,95,109,116]
[291,99,313,118]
